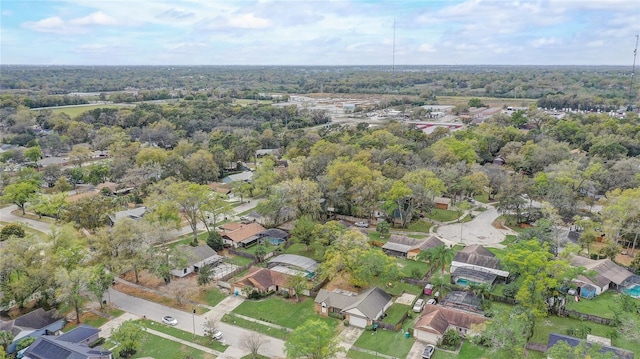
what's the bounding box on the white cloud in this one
[586,40,604,48]
[228,13,271,29]
[69,12,118,26]
[531,37,561,48]
[2,10,13,16]
[418,44,435,53]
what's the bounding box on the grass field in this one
[35,104,130,117]
[232,297,336,329]
[436,96,536,108]
[138,319,228,352]
[352,327,415,358]
[564,290,618,319]
[382,303,410,325]
[223,313,290,340]
[126,331,217,359]
[423,208,460,222]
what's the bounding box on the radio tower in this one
[392,19,396,76]
[629,34,639,105]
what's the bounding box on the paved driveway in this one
[106,288,285,358]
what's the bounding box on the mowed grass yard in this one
[351,326,414,358]
[39,104,130,117]
[232,297,337,330]
[111,331,217,359]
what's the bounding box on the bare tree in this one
[203,317,218,341]
[165,280,196,305]
[241,331,269,359]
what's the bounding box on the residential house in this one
[382,235,444,259]
[314,287,393,328]
[268,254,318,279]
[96,182,134,196]
[207,182,233,197]
[221,171,253,184]
[0,308,66,354]
[232,266,293,297]
[23,324,112,359]
[220,222,266,248]
[570,255,635,297]
[440,291,484,313]
[547,333,634,359]
[171,244,224,278]
[433,197,451,210]
[450,244,509,286]
[414,305,486,344]
[107,206,147,226]
[256,149,281,158]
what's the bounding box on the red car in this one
[424,283,434,295]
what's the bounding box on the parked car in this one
[354,221,369,228]
[205,328,223,340]
[413,298,425,312]
[427,298,437,305]
[422,344,436,359]
[162,316,178,326]
[424,283,434,295]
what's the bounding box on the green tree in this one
[291,215,318,249]
[2,181,39,214]
[375,221,390,239]
[88,265,114,309]
[69,144,93,167]
[111,320,143,358]
[197,264,214,286]
[286,273,309,302]
[480,306,534,357]
[285,319,342,359]
[206,231,224,252]
[468,98,485,108]
[233,181,253,204]
[24,145,42,165]
[0,331,13,353]
[0,223,26,241]
[63,195,114,231]
[254,245,268,262]
[55,267,92,324]
[15,336,36,352]
[418,244,454,275]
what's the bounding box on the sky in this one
[1,0,639,66]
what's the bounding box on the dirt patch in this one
[324,274,361,293]
[589,242,635,266]
[121,270,166,289]
[492,219,507,230]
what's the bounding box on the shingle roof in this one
[453,245,501,270]
[315,287,392,320]
[547,333,635,359]
[259,228,290,239]
[13,308,61,331]
[222,222,266,243]
[23,336,112,359]
[188,244,222,263]
[382,235,444,254]
[570,256,634,286]
[234,267,290,291]
[56,325,100,343]
[415,306,486,335]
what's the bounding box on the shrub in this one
[329,312,344,320]
[0,223,26,241]
[503,282,519,299]
[441,328,462,349]
[207,231,224,252]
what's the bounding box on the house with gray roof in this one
[23,324,111,359]
[0,308,66,354]
[221,171,253,184]
[314,287,393,328]
[268,254,317,278]
[382,235,444,259]
[171,244,224,278]
[107,206,147,226]
[570,255,636,297]
[450,245,509,286]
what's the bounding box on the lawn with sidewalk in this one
[222,313,289,340]
[138,319,228,352]
[109,331,217,359]
[231,297,337,330]
[351,327,414,359]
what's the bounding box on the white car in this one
[162,316,178,326]
[413,299,425,312]
[427,298,437,305]
[422,344,436,359]
[354,221,369,228]
[205,328,223,340]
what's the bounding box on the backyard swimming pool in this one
[624,285,640,298]
[456,278,479,287]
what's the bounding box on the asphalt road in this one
[436,205,513,247]
[0,204,53,234]
[106,288,285,358]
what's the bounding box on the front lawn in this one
[127,331,216,359]
[407,220,433,233]
[423,208,460,222]
[352,327,414,359]
[138,319,228,352]
[397,258,430,278]
[232,297,336,330]
[382,304,410,325]
[201,287,228,307]
[223,313,289,340]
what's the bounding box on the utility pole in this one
[628,34,639,104]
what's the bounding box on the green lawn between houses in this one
[382,303,410,325]
[351,325,415,358]
[108,331,217,359]
[231,297,337,329]
[138,319,228,352]
[564,290,618,319]
[422,208,461,222]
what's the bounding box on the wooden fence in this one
[557,309,613,326]
[526,342,547,352]
[228,248,257,260]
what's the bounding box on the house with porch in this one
[382,235,444,259]
[220,222,266,248]
[171,244,224,278]
[414,305,486,344]
[314,287,393,328]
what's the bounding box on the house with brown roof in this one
[220,222,266,248]
[450,245,509,286]
[232,266,293,297]
[414,305,486,344]
[382,235,444,259]
[433,197,451,210]
[207,182,232,196]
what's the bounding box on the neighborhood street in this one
[0,204,53,234]
[105,288,286,358]
[436,204,514,248]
